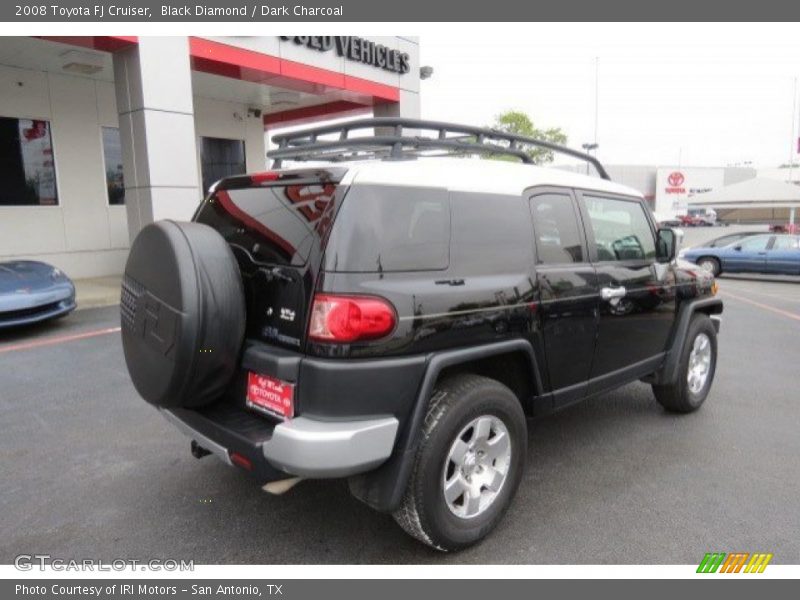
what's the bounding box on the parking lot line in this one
[0,326,121,355]
[718,283,800,304]
[720,290,800,323]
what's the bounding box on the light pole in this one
[594,57,599,148]
[789,77,797,185]
[582,142,599,174]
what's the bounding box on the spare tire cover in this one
[121,220,246,408]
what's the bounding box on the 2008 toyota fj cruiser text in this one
[121,119,722,551]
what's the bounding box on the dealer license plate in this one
[246,372,294,420]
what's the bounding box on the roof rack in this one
[267,117,610,180]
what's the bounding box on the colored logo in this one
[668,171,685,187]
[697,552,773,574]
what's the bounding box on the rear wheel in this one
[652,314,717,413]
[696,256,721,276]
[393,374,527,551]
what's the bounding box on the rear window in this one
[197,182,337,266]
[324,185,450,272]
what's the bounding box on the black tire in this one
[652,314,717,413]
[121,220,246,409]
[393,374,527,551]
[696,256,721,276]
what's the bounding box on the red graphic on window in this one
[22,120,47,141]
[285,183,335,221]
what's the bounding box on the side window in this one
[529,193,585,264]
[739,235,772,251]
[773,236,800,250]
[582,195,656,262]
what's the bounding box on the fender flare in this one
[654,297,723,385]
[348,338,541,513]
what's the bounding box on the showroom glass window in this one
[201,137,246,193]
[0,116,58,206]
[102,127,125,205]
[582,195,656,261]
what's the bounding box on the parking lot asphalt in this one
[1,275,799,565]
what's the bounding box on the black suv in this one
[121,119,722,551]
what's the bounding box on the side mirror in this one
[733,245,742,251]
[656,228,677,263]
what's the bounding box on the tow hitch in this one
[190,440,212,459]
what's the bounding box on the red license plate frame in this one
[246,372,295,420]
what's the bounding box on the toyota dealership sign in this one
[654,167,725,218]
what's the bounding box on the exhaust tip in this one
[262,477,303,495]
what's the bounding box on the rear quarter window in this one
[450,191,534,271]
[324,185,450,272]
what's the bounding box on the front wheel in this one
[696,257,721,276]
[652,314,717,413]
[393,374,527,551]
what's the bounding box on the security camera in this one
[247,108,262,118]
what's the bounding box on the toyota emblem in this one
[668,171,685,187]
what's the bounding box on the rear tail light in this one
[308,294,397,343]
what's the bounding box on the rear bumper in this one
[263,416,399,477]
[158,339,424,483]
[161,407,398,480]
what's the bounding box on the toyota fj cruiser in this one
[121,119,722,551]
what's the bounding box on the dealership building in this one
[598,165,756,218]
[0,36,421,278]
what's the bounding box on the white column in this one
[113,37,201,242]
[375,36,421,120]
[373,90,421,120]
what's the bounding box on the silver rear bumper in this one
[263,416,398,478]
[161,409,398,479]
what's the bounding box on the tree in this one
[486,110,567,165]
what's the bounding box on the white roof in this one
[332,157,641,198]
[688,177,800,208]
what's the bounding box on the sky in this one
[418,24,800,169]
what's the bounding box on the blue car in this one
[680,234,800,276]
[0,261,76,329]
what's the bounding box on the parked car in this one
[658,218,683,228]
[681,234,800,276]
[769,223,799,234]
[119,118,722,551]
[693,231,763,249]
[685,207,717,226]
[680,212,714,227]
[0,261,76,329]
